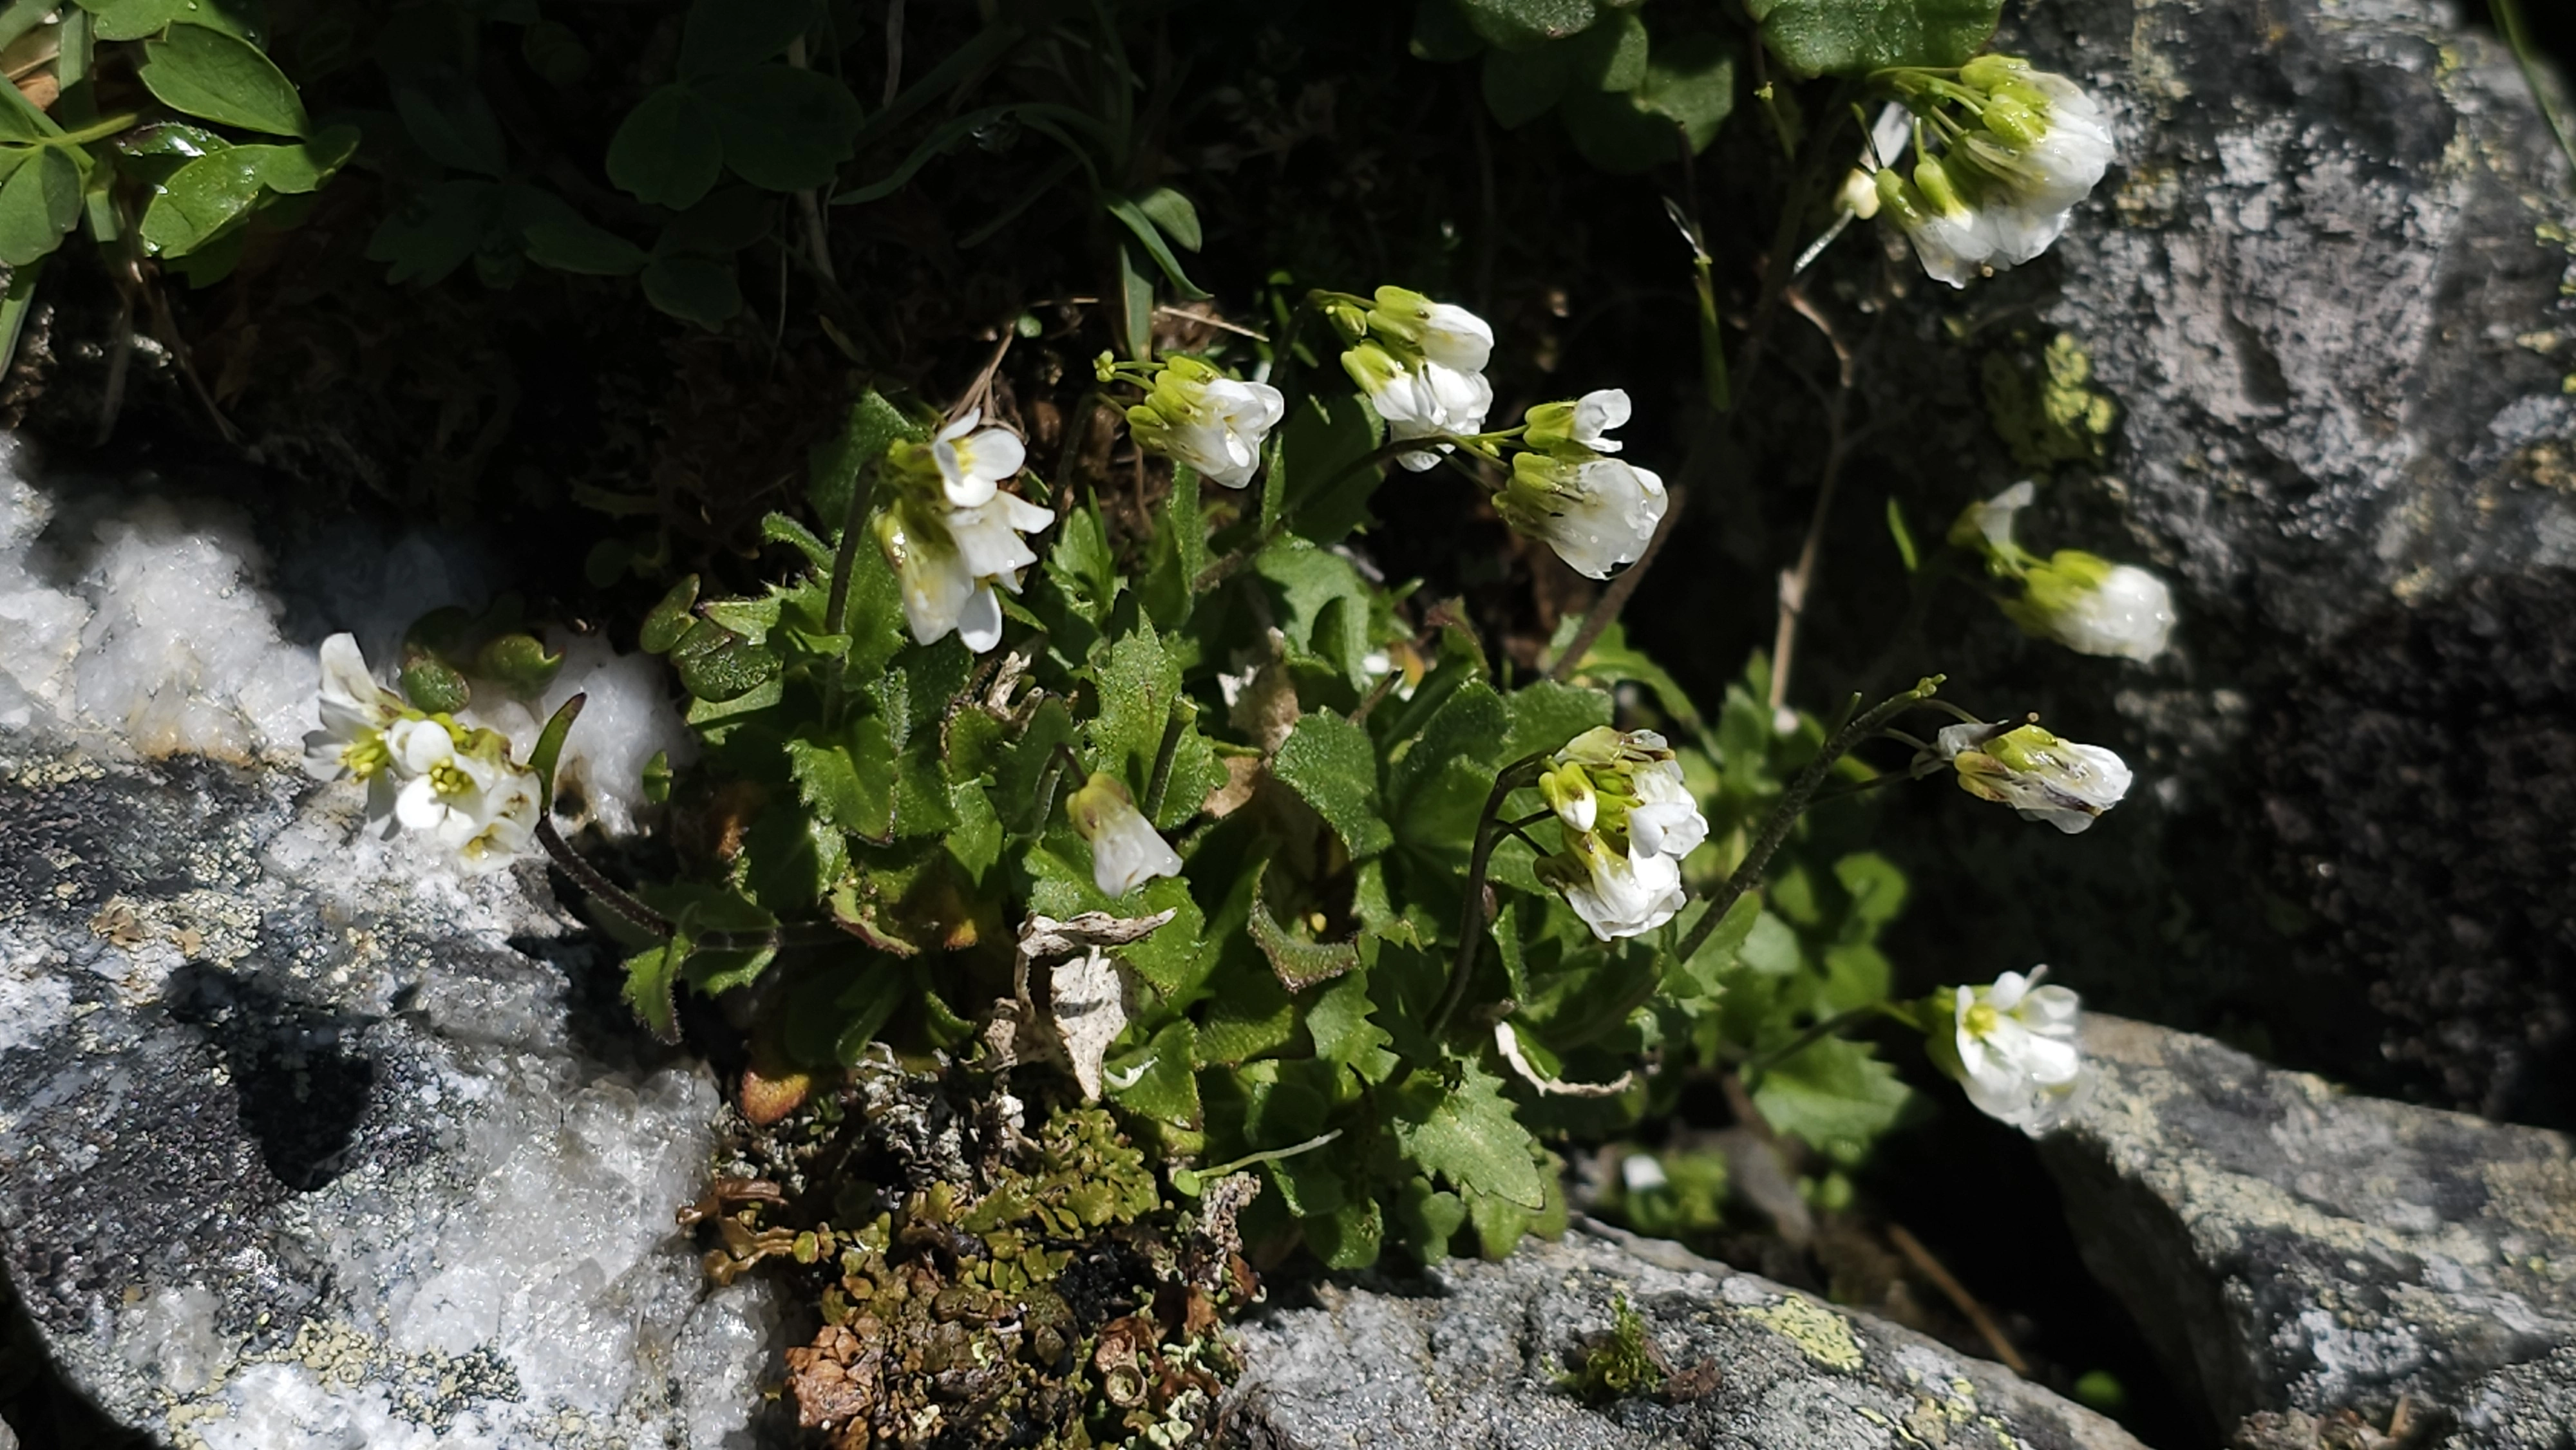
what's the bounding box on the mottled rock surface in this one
[1226,1227,2145,1450]
[0,744,777,1448]
[2037,1015,2576,1445]
[1772,0,2576,1130]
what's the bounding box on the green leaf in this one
[1388,677,1506,820]
[524,213,648,276]
[643,254,743,329]
[366,178,496,287]
[668,617,779,701]
[1454,0,1600,51]
[1750,1035,1915,1163]
[1307,971,1399,1084]
[475,632,563,699]
[1392,1063,1546,1209]
[1104,1020,1201,1133]
[1248,861,1359,991]
[702,65,864,193]
[1087,622,1224,830]
[640,574,701,653]
[737,804,848,912]
[1481,44,1567,129]
[1043,501,1121,627]
[392,80,508,178]
[136,127,355,258]
[809,388,923,523]
[1132,185,1202,252]
[1254,540,1372,685]
[1274,391,1387,546]
[140,24,310,137]
[622,936,684,1042]
[1743,0,2001,77]
[82,0,262,43]
[681,0,813,79]
[520,20,591,88]
[1561,33,1737,173]
[1103,193,1209,300]
[0,148,82,267]
[787,722,896,842]
[1410,0,1486,62]
[607,85,724,209]
[1567,10,1650,89]
[1307,1192,1383,1268]
[1273,711,1394,860]
[1498,679,1612,769]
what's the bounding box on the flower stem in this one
[1671,676,1944,966]
[1142,695,1193,819]
[1430,753,1549,1036]
[535,818,670,937]
[1193,434,1438,592]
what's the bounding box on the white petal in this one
[1573,389,1631,451]
[394,776,448,832]
[956,585,1004,655]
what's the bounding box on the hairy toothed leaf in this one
[1272,711,1393,860]
[1751,1035,1916,1165]
[1391,1062,1547,1209]
[1743,0,2000,76]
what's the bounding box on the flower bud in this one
[2004,552,2176,663]
[1124,356,1286,490]
[1522,388,1631,458]
[1539,764,1598,833]
[1067,773,1183,897]
[1931,720,2131,834]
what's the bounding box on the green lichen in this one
[1983,332,2121,473]
[1747,1294,1866,1372]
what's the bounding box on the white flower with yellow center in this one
[1947,967,2083,1129]
[1873,57,2115,287]
[1544,831,1686,942]
[1338,287,1498,472]
[876,490,1054,654]
[303,633,404,828]
[386,717,514,847]
[1536,728,1707,941]
[2007,555,2176,663]
[929,409,1027,508]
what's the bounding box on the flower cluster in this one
[875,410,1054,654]
[1533,727,1709,941]
[1951,482,2176,662]
[1870,57,2114,287]
[1066,772,1182,898]
[1925,719,2131,834]
[303,634,542,873]
[1115,355,1286,490]
[1494,389,1669,579]
[1923,968,2085,1129]
[1330,286,1495,471]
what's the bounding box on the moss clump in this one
[1983,331,2121,473]
[697,1096,1253,1449]
[1561,1292,1668,1402]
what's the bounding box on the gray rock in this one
[2036,1015,2576,1444]
[0,743,775,1447]
[1226,1227,2145,1450]
[1821,0,2576,1129]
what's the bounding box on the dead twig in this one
[1885,1222,2031,1376]
[1765,284,1857,723]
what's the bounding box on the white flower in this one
[1495,453,1667,578]
[1932,720,2132,834]
[1951,967,2083,1129]
[1523,388,1631,457]
[1126,359,1286,489]
[1415,301,1494,374]
[876,491,1054,654]
[303,633,405,826]
[1068,772,1182,897]
[1548,831,1685,942]
[386,717,518,847]
[1873,60,2114,288]
[2018,559,2176,663]
[1625,755,1709,860]
[453,766,542,875]
[1955,480,2035,552]
[1358,353,1495,472]
[929,409,1027,508]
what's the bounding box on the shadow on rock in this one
[164,961,377,1194]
